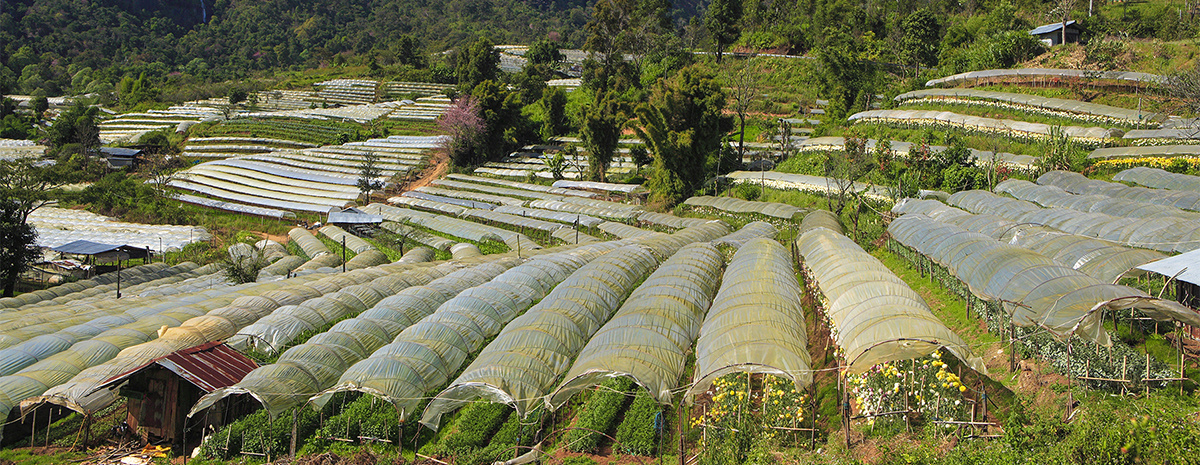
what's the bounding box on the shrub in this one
[566,377,634,453]
[614,389,662,456]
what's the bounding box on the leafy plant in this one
[566,377,634,453]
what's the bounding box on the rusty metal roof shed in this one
[98,341,258,393]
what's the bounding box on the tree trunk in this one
[2,272,16,298]
[738,114,746,160]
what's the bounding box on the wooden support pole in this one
[290,409,298,458]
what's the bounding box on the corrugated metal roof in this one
[1030,20,1077,35]
[1138,248,1200,287]
[52,240,122,255]
[99,341,258,393]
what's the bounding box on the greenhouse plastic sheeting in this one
[1115,167,1200,195]
[380,222,456,251]
[1123,129,1200,142]
[848,109,1121,145]
[371,203,542,251]
[465,209,566,233]
[798,210,842,235]
[419,245,661,428]
[259,256,306,280]
[1090,145,1200,160]
[416,186,525,207]
[895,198,1165,283]
[598,222,662,239]
[0,275,293,426]
[925,68,1163,88]
[495,205,604,228]
[318,225,377,254]
[401,191,497,211]
[683,195,803,220]
[1001,177,1199,221]
[552,228,599,244]
[191,260,518,419]
[548,242,724,407]
[528,199,640,221]
[551,180,648,194]
[795,137,1038,169]
[797,228,985,375]
[887,215,1200,345]
[443,174,596,198]
[26,264,402,416]
[175,194,295,219]
[894,89,1159,125]
[229,263,450,354]
[0,263,192,310]
[290,228,331,259]
[726,171,896,202]
[953,187,1200,253]
[451,243,482,260]
[313,245,615,420]
[256,240,289,262]
[687,238,812,397]
[712,221,778,248]
[432,179,565,202]
[1038,171,1200,213]
[637,212,715,230]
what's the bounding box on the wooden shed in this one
[95,342,258,450]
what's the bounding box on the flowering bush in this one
[846,351,969,428]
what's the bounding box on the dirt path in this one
[402,149,449,193]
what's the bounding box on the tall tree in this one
[456,37,500,93]
[579,91,625,182]
[47,102,100,160]
[705,0,743,63]
[356,152,385,203]
[724,60,759,159]
[899,8,940,72]
[0,159,66,297]
[540,87,570,141]
[634,64,733,205]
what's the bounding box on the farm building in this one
[92,342,258,451]
[97,147,143,169]
[1030,20,1080,46]
[1138,249,1200,310]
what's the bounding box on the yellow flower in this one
[959,385,967,392]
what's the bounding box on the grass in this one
[0,449,89,465]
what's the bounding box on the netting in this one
[894,198,1165,283]
[991,180,1200,252]
[416,186,526,207]
[682,195,803,220]
[797,228,986,375]
[443,174,596,198]
[849,109,1121,145]
[636,212,716,229]
[725,171,896,202]
[379,221,456,251]
[192,260,518,419]
[419,245,661,427]
[798,210,843,235]
[887,215,1199,345]
[894,88,1159,126]
[548,242,724,407]
[712,221,778,248]
[371,203,541,251]
[925,68,1163,88]
[1090,145,1200,160]
[318,225,377,254]
[1038,170,1200,213]
[313,245,613,420]
[687,238,812,397]
[495,205,603,228]
[1115,167,1200,195]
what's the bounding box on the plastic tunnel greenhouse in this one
[312,244,618,420]
[1037,171,1200,213]
[548,242,725,408]
[419,245,662,428]
[886,214,1200,346]
[687,238,812,397]
[683,195,803,220]
[1115,167,1200,195]
[894,198,1166,284]
[26,262,427,417]
[191,260,519,420]
[796,227,986,375]
[712,221,777,248]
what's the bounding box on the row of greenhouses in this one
[849,109,1122,146]
[894,88,1162,126]
[925,68,1163,88]
[887,213,1193,345]
[794,136,1039,169]
[1115,167,1200,194]
[1089,144,1200,160]
[1038,170,1200,212]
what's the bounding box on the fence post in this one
[290,409,298,458]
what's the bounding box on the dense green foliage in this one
[565,377,634,453]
